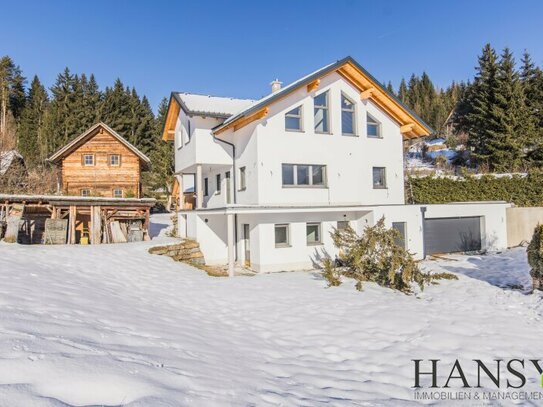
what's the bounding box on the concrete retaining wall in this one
[506,207,543,247]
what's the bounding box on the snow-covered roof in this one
[0,150,23,175]
[174,92,257,118]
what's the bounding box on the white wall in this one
[253,72,405,207]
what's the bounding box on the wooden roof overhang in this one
[211,56,433,139]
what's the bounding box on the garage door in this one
[423,216,481,255]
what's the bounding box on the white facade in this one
[169,59,510,274]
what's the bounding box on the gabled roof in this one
[174,92,256,118]
[213,56,433,138]
[162,56,433,141]
[48,122,151,169]
[0,150,24,175]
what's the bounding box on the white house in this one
[162,57,510,275]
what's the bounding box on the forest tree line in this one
[1,43,543,197]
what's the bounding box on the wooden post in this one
[178,174,185,210]
[91,205,101,244]
[68,205,76,244]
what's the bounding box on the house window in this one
[113,189,123,198]
[285,106,302,131]
[306,222,321,245]
[187,120,192,142]
[314,91,329,133]
[216,174,221,194]
[204,177,209,196]
[392,222,407,248]
[274,224,290,247]
[282,164,326,187]
[337,220,350,230]
[367,113,381,138]
[109,154,120,166]
[372,167,387,189]
[83,154,94,166]
[239,166,246,190]
[81,189,91,197]
[341,94,356,135]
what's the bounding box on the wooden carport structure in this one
[0,194,155,244]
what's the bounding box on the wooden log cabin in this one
[48,122,151,198]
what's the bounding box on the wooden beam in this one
[400,123,415,133]
[68,205,76,244]
[306,79,320,92]
[360,87,375,100]
[91,206,101,244]
[231,107,269,132]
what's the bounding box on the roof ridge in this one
[174,91,257,102]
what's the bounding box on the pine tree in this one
[520,51,543,164]
[465,44,500,169]
[485,48,533,171]
[18,76,49,166]
[101,79,132,138]
[0,56,26,137]
[43,67,79,154]
[398,78,408,104]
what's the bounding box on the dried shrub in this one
[322,217,457,294]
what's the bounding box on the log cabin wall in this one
[61,127,142,198]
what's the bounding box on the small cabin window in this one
[83,154,94,166]
[109,154,120,166]
[81,189,91,197]
[113,189,123,198]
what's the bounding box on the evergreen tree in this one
[0,56,26,136]
[398,78,408,104]
[465,44,500,168]
[520,51,543,164]
[385,81,395,95]
[43,67,79,154]
[101,79,132,138]
[18,76,49,166]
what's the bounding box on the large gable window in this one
[367,113,381,138]
[314,91,329,133]
[285,106,302,131]
[341,94,356,135]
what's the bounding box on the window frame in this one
[82,154,95,166]
[314,91,330,134]
[306,222,322,245]
[367,113,382,138]
[80,188,91,197]
[285,105,303,132]
[108,154,121,167]
[281,164,327,188]
[113,188,123,198]
[274,224,290,248]
[239,166,246,191]
[341,93,357,136]
[372,166,387,189]
[337,220,350,231]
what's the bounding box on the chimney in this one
[270,79,282,93]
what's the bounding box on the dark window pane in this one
[373,167,386,188]
[314,92,327,107]
[312,165,324,185]
[275,225,288,245]
[314,108,328,132]
[392,222,406,248]
[285,116,301,130]
[341,95,354,110]
[297,165,310,185]
[306,224,320,243]
[282,164,294,185]
[337,221,349,230]
[367,114,380,137]
[342,110,354,134]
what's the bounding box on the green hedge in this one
[406,173,543,207]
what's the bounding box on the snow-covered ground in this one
[0,214,542,406]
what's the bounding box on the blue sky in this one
[2,0,543,112]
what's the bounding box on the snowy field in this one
[0,213,542,406]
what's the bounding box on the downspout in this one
[212,133,238,261]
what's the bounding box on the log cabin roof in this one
[48,122,151,170]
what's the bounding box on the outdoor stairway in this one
[148,240,205,265]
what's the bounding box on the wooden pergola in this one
[0,194,155,244]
